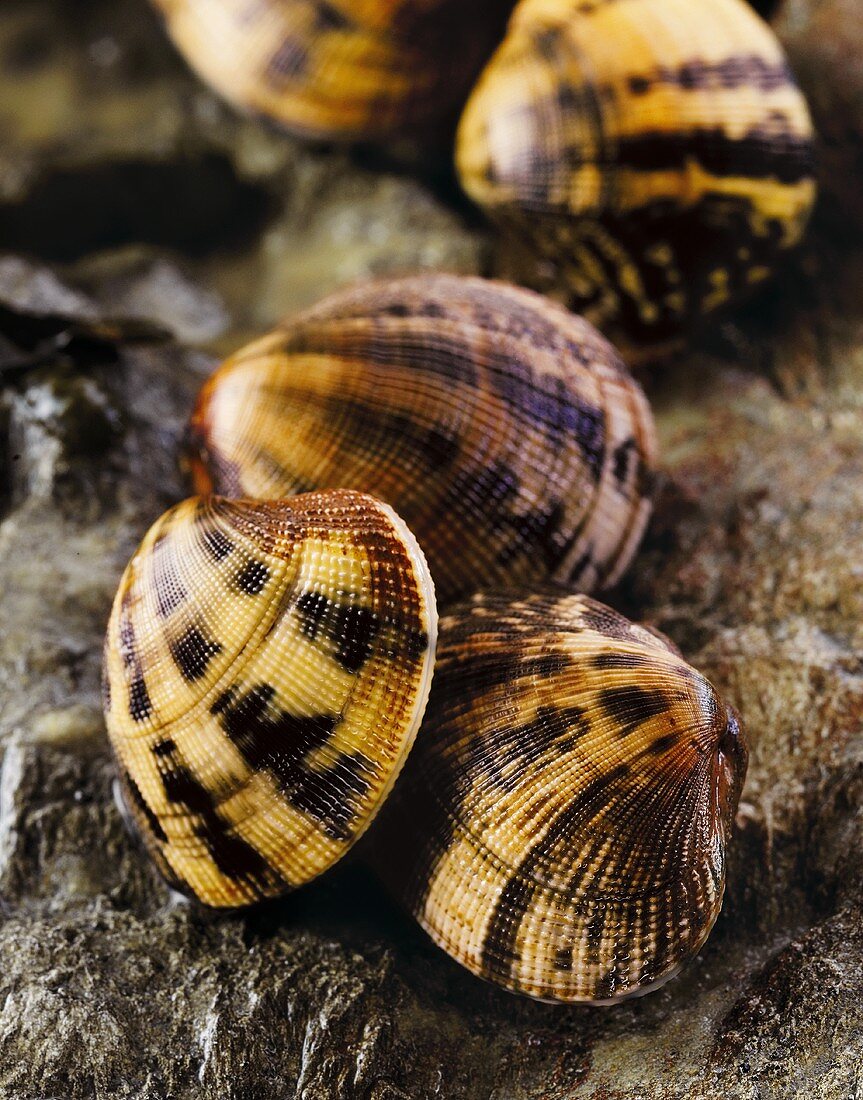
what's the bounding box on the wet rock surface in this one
[0,1,861,1097]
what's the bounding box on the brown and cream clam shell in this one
[457,0,817,356]
[373,590,748,1003]
[150,0,512,140]
[103,489,437,908]
[187,274,658,604]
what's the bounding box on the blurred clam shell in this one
[457,0,817,356]
[151,0,512,139]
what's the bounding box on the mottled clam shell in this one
[187,274,658,605]
[150,0,511,140]
[103,490,437,908]
[374,591,748,1003]
[457,0,817,356]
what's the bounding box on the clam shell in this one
[187,274,658,604]
[457,0,817,356]
[150,0,511,140]
[373,591,748,1003]
[103,489,437,908]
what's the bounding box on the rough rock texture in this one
[0,1,861,1097]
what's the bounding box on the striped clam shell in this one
[457,0,817,357]
[186,274,658,605]
[373,591,748,1003]
[102,490,437,908]
[150,0,512,140]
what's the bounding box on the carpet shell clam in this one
[186,274,658,605]
[150,0,512,140]
[456,0,817,357]
[374,590,748,1003]
[102,489,437,908]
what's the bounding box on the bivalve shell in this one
[103,489,437,908]
[187,274,658,604]
[374,590,748,1003]
[151,0,512,140]
[457,0,817,356]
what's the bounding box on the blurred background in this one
[0,0,496,354]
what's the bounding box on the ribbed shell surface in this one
[151,0,511,139]
[102,490,437,908]
[374,591,748,1003]
[187,274,657,605]
[457,0,817,355]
